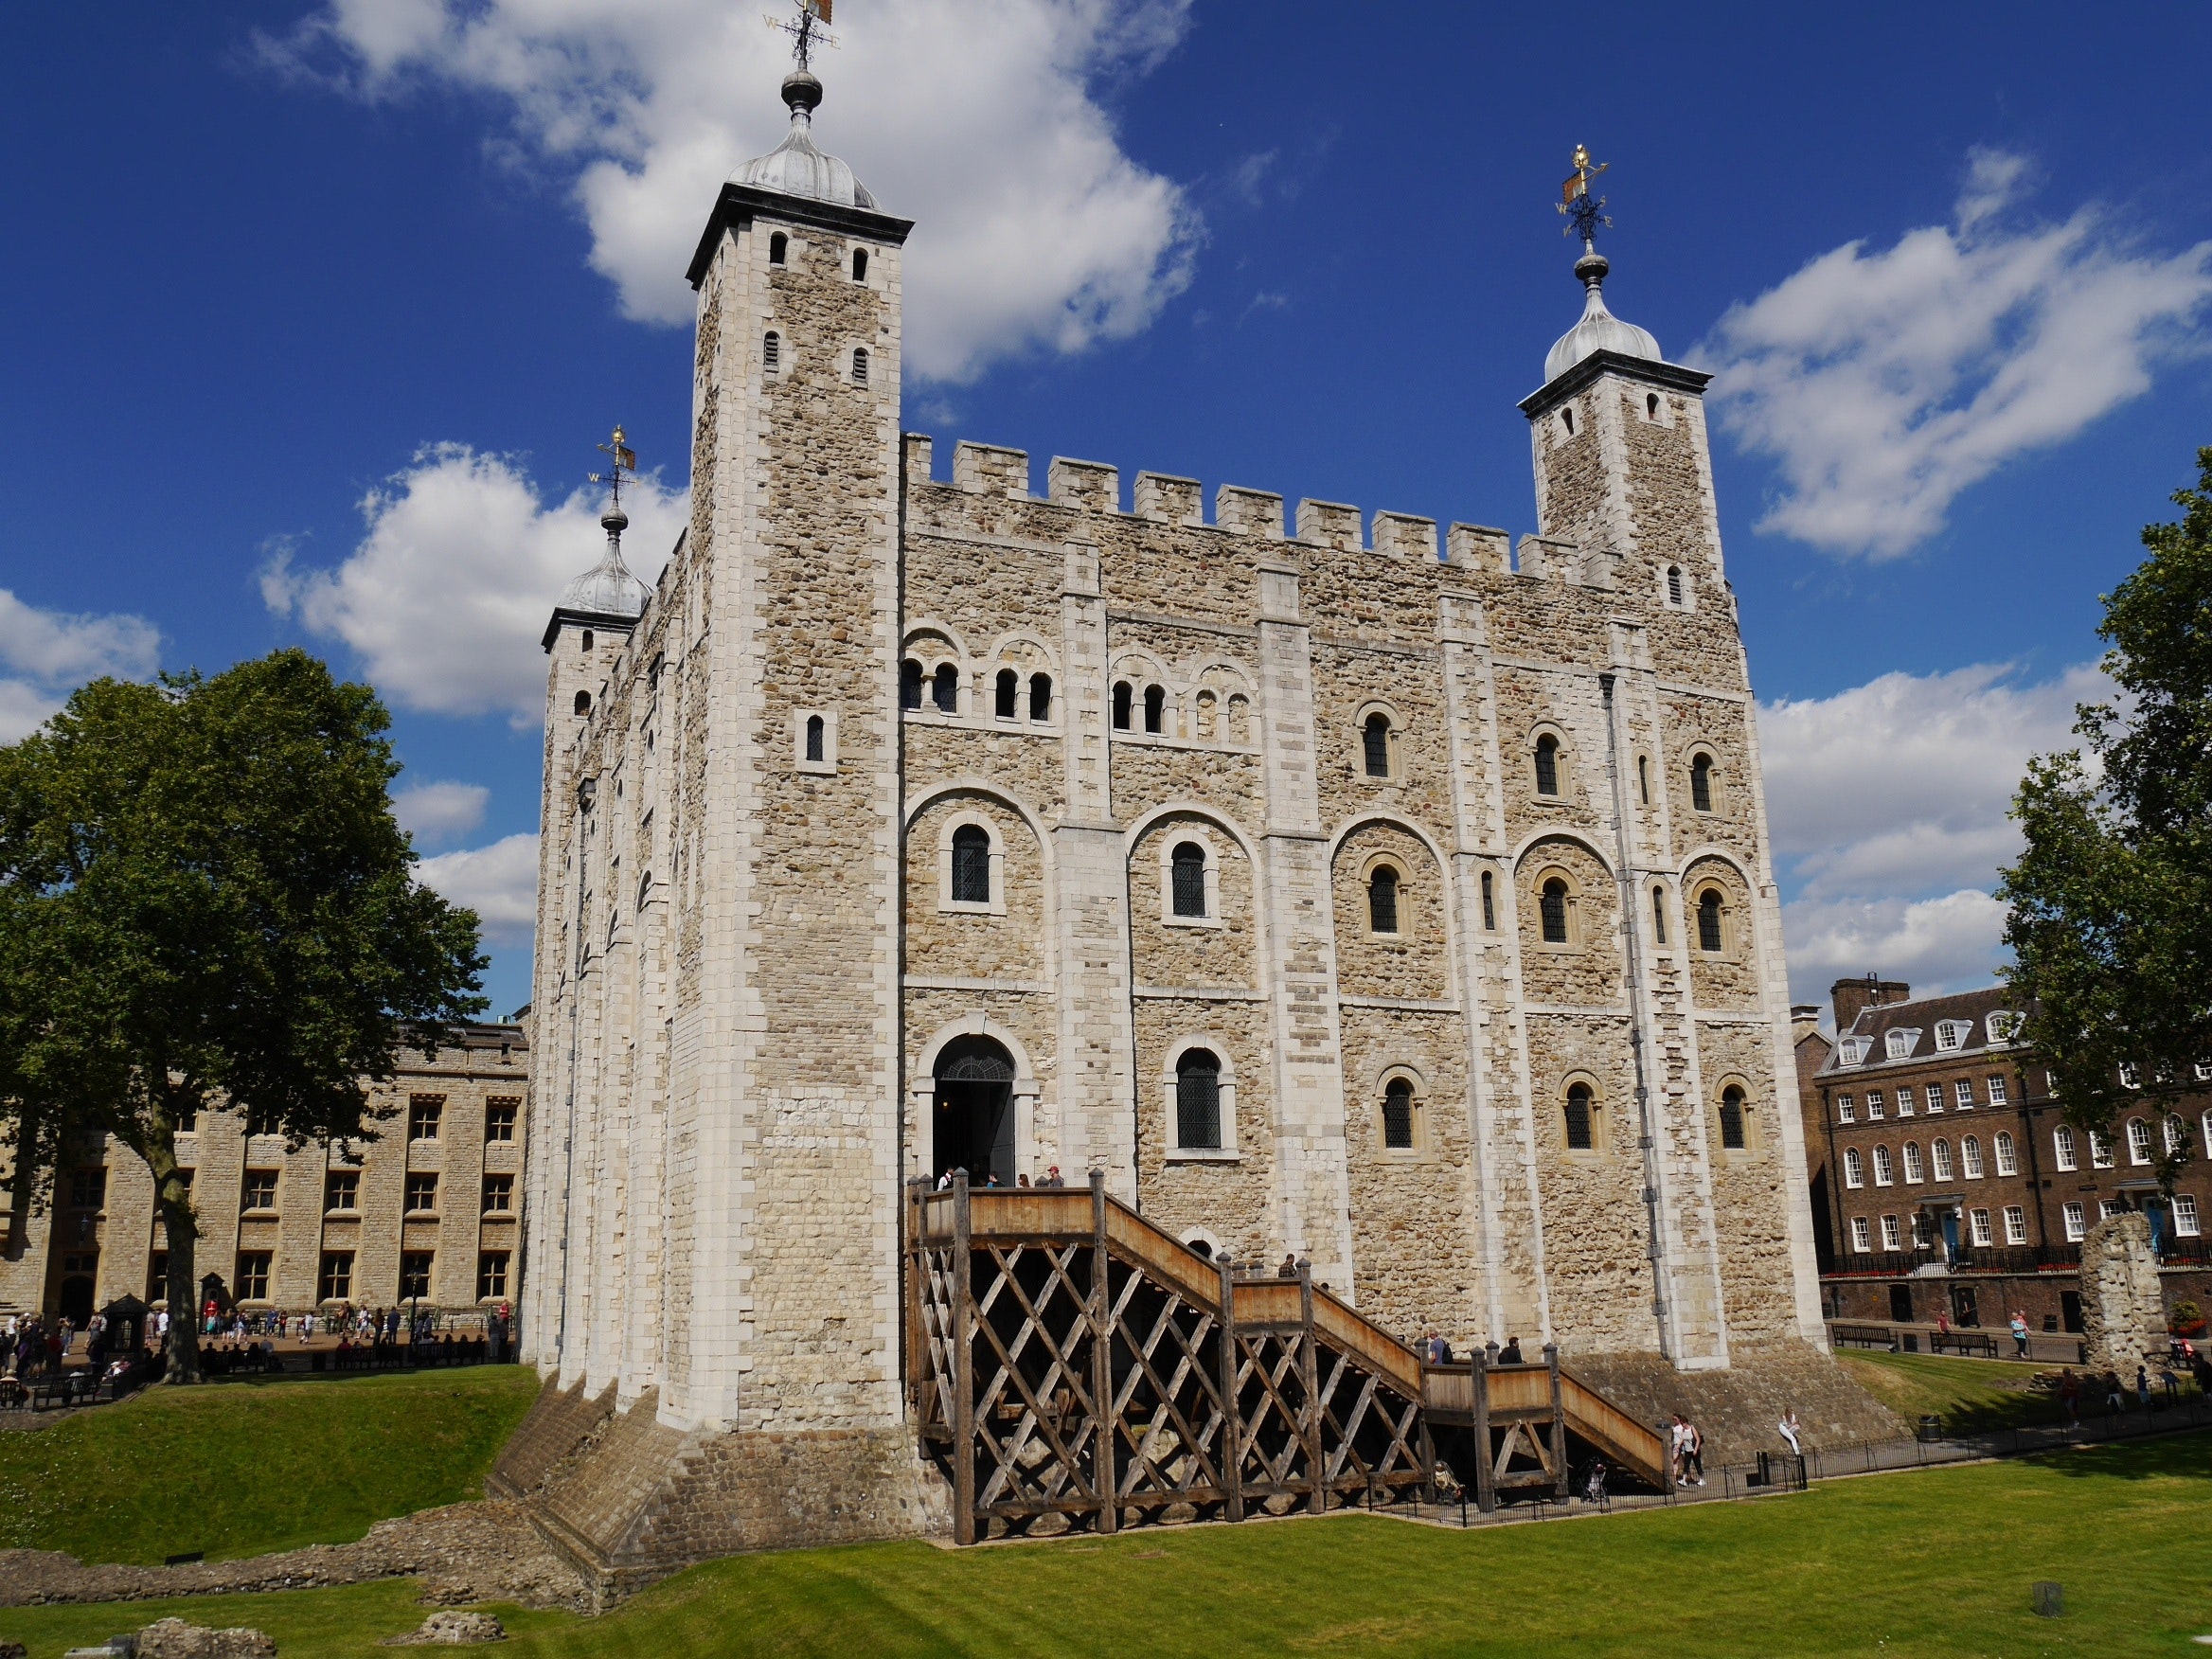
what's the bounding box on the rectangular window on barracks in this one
[235,1251,271,1301]
[485,1098,519,1142]
[408,1096,444,1141]
[68,1168,107,1209]
[399,1252,434,1301]
[482,1173,514,1214]
[319,1251,353,1302]
[405,1172,439,1213]
[477,1251,509,1300]
[241,1169,278,1212]
[325,1169,359,1212]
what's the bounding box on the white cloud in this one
[418,831,539,949]
[263,444,686,727]
[0,589,163,742]
[1759,661,2104,1002]
[393,778,491,845]
[268,0,1199,384]
[1703,148,2212,558]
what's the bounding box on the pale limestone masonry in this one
[2079,1214,2168,1377]
[518,72,1828,1566]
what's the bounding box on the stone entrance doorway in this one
[933,1035,1016,1187]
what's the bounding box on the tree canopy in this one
[2001,448,2212,1199]
[0,649,486,1380]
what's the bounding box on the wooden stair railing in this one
[905,1172,1670,1541]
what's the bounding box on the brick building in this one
[514,62,1835,1555]
[1797,976,2212,1335]
[0,1022,529,1325]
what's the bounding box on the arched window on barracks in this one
[1112,681,1133,729]
[804,714,825,763]
[1363,712,1392,777]
[1534,733,1561,796]
[1564,1082,1595,1151]
[932,663,959,713]
[1481,869,1496,930]
[995,669,1018,719]
[1697,888,1723,953]
[1719,1085,1747,1150]
[1368,864,1400,934]
[1029,673,1052,721]
[950,825,991,905]
[1171,842,1208,919]
[1144,684,1167,734]
[1691,753,1715,812]
[1540,877,1570,944]
[900,658,924,709]
[1382,1079,1416,1150]
[1176,1049,1222,1150]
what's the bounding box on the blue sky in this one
[4,2,2210,1019]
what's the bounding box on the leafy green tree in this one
[0,650,485,1381]
[2001,449,2212,1217]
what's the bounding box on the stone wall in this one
[2080,1214,2167,1375]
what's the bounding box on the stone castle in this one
[514,63,1829,1558]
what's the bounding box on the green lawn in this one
[7,1430,2212,1657]
[1836,1347,2200,1435]
[0,1366,538,1565]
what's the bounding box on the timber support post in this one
[1472,1349,1495,1513]
[1090,1170,1117,1535]
[1218,1254,1244,1523]
[951,1171,975,1545]
[1544,1342,1568,1503]
[904,1177,925,1459]
[1298,1263,1324,1514]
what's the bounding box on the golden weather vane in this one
[1557,143,1613,247]
[588,424,638,512]
[766,0,838,73]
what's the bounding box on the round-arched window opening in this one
[1170,842,1207,918]
[1186,1237,1214,1258]
[1480,869,1496,931]
[768,231,788,265]
[852,348,870,386]
[995,668,1019,719]
[580,630,594,652]
[573,689,591,717]
[1720,1085,1747,1151]
[1540,877,1570,944]
[1028,673,1053,722]
[1534,733,1561,796]
[852,247,869,281]
[1111,681,1133,730]
[1143,684,1167,735]
[1648,392,1660,419]
[1651,883,1668,945]
[1564,1082,1595,1151]
[1668,564,1684,607]
[804,714,825,763]
[932,662,958,713]
[1176,1049,1222,1150]
[1690,753,1715,812]
[1561,408,1576,437]
[1363,711,1392,778]
[950,824,991,905]
[763,330,781,374]
[1368,865,1400,935]
[1697,888,1723,953]
[1383,1079,1416,1150]
[900,658,923,709]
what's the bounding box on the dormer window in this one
[1934,1020,1969,1052]
[1885,1027,1918,1060]
[1838,1038,1869,1067]
[2119,1061,2141,1089]
[1987,1011,2022,1044]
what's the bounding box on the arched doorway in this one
[58,1264,96,1325]
[934,1035,1016,1187]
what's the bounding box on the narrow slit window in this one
[932,663,958,713]
[1382,1079,1416,1151]
[1175,1050,1222,1150]
[804,714,825,762]
[1691,754,1714,812]
[1112,681,1133,729]
[1564,1082,1594,1151]
[768,231,787,265]
[1651,884,1667,944]
[1170,842,1207,918]
[1668,564,1684,606]
[1534,734,1560,795]
[1648,392,1660,419]
[852,247,868,280]
[1143,685,1166,735]
[995,668,1018,719]
[950,825,991,904]
[852,348,870,385]
[763,330,780,373]
[1637,755,1650,803]
[1362,712,1392,777]
[1481,869,1496,931]
[1028,673,1052,721]
[1367,865,1400,935]
[1540,877,1569,944]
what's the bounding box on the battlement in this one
[901,434,1553,579]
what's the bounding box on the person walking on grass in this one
[2010,1311,2030,1359]
[1685,1418,1706,1486]
[2059,1368,2080,1426]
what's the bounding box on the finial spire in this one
[1557,143,1613,257]
[766,0,838,77]
[588,424,637,539]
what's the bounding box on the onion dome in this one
[730,71,879,210]
[557,507,650,619]
[1543,251,1663,383]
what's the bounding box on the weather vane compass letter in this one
[1558,144,1612,250]
[589,425,638,514]
[765,0,838,72]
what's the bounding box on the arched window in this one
[1564,1082,1595,1151]
[1171,843,1207,918]
[1363,712,1392,778]
[1382,1079,1416,1150]
[1561,407,1575,437]
[2128,1118,2153,1165]
[1696,888,1723,953]
[995,669,1018,719]
[1902,1142,1925,1183]
[1651,884,1668,945]
[852,247,868,280]
[2167,1114,2188,1154]
[1367,865,1400,935]
[1647,392,1660,419]
[1540,877,1569,944]
[1534,733,1561,796]
[1143,685,1166,734]
[1843,1148,1864,1187]
[1667,565,1684,607]
[1931,1138,1954,1181]
[1176,1049,1222,1150]
[1993,1132,2017,1176]
[950,825,991,905]
[1691,754,1714,812]
[768,231,787,265]
[1637,754,1650,803]
[580,630,594,651]
[1029,673,1052,722]
[1112,681,1133,729]
[852,348,870,386]
[932,662,958,713]
[1719,1085,1747,1150]
[1480,869,1496,931]
[763,330,780,373]
[573,689,591,716]
[900,658,923,709]
[804,714,825,762]
[2053,1125,2077,1170]
[1226,693,1250,742]
[1961,1135,1984,1178]
[1872,1144,1894,1185]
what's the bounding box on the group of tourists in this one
[933,1165,1070,1189]
[1668,1415,1708,1486]
[2051,1359,2196,1424]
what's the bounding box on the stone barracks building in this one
[515,62,1833,1563]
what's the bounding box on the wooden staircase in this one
[904,1175,1671,1542]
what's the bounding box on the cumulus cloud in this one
[266,0,1199,384]
[419,831,539,949]
[263,444,686,727]
[1703,148,2212,558]
[393,778,491,846]
[0,589,163,742]
[1759,661,2103,1002]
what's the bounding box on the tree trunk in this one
[140,1129,201,1385]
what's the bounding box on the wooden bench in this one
[1932,1331,1999,1359]
[1830,1324,1895,1349]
